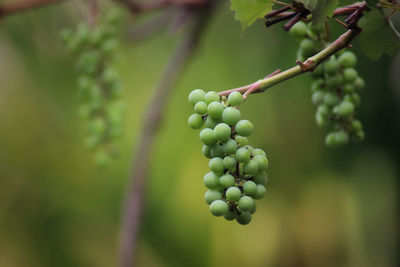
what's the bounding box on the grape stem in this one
[218,27,361,98]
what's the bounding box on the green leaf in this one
[298,0,339,27]
[358,8,400,60]
[230,0,274,31]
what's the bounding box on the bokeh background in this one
[0,1,399,267]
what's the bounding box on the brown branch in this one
[0,0,66,17]
[118,3,214,267]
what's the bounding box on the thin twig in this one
[118,3,214,267]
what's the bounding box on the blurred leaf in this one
[298,0,339,27]
[230,0,274,31]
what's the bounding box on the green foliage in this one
[230,0,274,30]
[298,0,339,27]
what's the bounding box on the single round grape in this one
[311,78,324,92]
[350,92,361,106]
[324,92,340,107]
[228,91,243,106]
[343,68,358,83]
[222,107,241,126]
[224,209,237,221]
[235,120,254,137]
[209,157,224,174]
[351,119,362,132]
[324,57,340,74]
[213,123,231,142]
[199,128,217,146]
[89,117,106,135]
[335,130,349,145]
[101,39,118,55]
[243,180,257,195]
[205,190,222,204]
[312,91,325,105]
[226,186,242,201]
[207,101,224,119]
[222,139,238,154]
[194,101,208,115]
[236,212,251,225]
[210,200,228,216]
[219,174,235,188]
[254,172,268,184]
[325,73,344,88]
[336,101,354,117]
[244,145,254,153]
[223,156,237,170]
[355,129,365,141]
[202,145,212,158]
[188,113,204,129]
[238,196,255,211]
[204,91,220,104]
[253,184,266,199]
[188,89,205,105]
[204,172,220,189]
[316,104,330,118]
[235,136,248,146]
[243,160,259,175]
[205,116,219,129]
[343,83,355,94]
[338,51,357,68]
[315,113,328,127]
[253,155,269,171]
[300,39,316,57]
[249,203,257,214]
[236,147,250,163]
[325,132,337,147]
[354,77,365,90]
[210,144,225,158]
[289,21,308,39]
[252,148,266,157]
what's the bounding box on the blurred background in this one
[0,1,399,267]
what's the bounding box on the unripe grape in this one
[316,104,330,118]
[222,139,238,154]
[315,113,327,127]
[209,157,224,173]
[244,145,254,153]
[235,120,254,137]
[325,73,344,88]
[354,129,365,141]
[238,196,255,211]
[207,101,224,119]
[210,144,225,158]
[89,117,106,134]
[249,203,257,214]
[351,119,362,132]
[243,160,259,175]
[253,184,266,199]
[338,51,357,68]
[354,77,365,90]
[300,39,316,57]
[311,79,324,92]
[236,147,250,163]
[236,212,251,225]
[343,68,358,83]
[224,210,237,221]
[188,89,205,105]
[252,148,266,157]
[243,181,257,195]
[228,91,243,106]
[254,172,268,185]
[210,200,228,216]
[325,132,337,147]
[335,130,349,145]
[204,172,220,189]
[194,101,208,115]
[226,186,242,201]
[324,57,340,74]
[235,136,248,146]
[205,190,222,204]
[343,83,355,94]
[213,123,231,142]
[199,128,217,146]
[205,116,219,129]
[204,91,220,104]
[324,92,340,106]
[219,174,235,188]
[202,145,212,158]
[312,91,325,105]
[336,101,354,117]
[101,39,118,55]
[188,113,203,129]
[253,155,269,171]
[223,156,237,170]
[289,21,308,39]
[222,107,241,126]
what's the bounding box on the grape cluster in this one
[188,89,269,225]
[60,9,125,166]
[290,21,365,147]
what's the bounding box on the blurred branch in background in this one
[0,0,66,17]
[119,0,208,13]
[118,2,215,267]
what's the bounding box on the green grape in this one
[101,38,118,55]
[335,101,354,117]
[207,101,224,119]
[219,174,235,188]
[253,184,266,199]
[243,181,257,195]
[224,209,237,221]
[335,130,349,145]
[89,117,106,134]
[213,123,232,142]
[236,147,250,163]
[324,57,340,74]
[236,212,251,225]
[223,156,237,170]
[228,91,243,106]
[289,21,308,39]
[222,139,238,154]
[338,51,357,68]
[204,91,220,104]
[205,190,222,204]
[188,89,205,105]
[243,160,259,175]
[300,39,316,57]
[210,144,225,158]
[351,120,362,132]
[199,128,217,146]
[204,172,220,189]
[238,196,255,211]
[244,145,254,153]
[315,113,327,127]
[325,132,337,147]
[226,186,241,201]
[343,83,355,94]
[325,73,344,88]
[316,104,330,117]
[253,155,269,171]
[194,101,208,115]
[311,78,324,92]
[235,136,248,146]
[188,113,204,129]
[354,77,365,90]
[249,203,257,214]
[324,92,340,106]
[235,120,254,137]
[343,68,358,83]
[205,116,219,129]
[202,145,212,159]
[252,148,266,157]
[209,157,225,173]
[312,91,325,105]
[222,107,241,126]
[254,172,268,184]
[354,130,365,141]
[210,200,228,216]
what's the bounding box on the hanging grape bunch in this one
[60,9,125,167]
[290,21,365,147]
[188,89,269,225]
